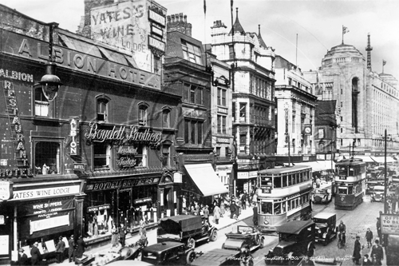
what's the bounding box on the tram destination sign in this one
[381,214,399,235]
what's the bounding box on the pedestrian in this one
[370,239,383,265]
[74,235,85,260]
[203,205,210,222]
[213,202,221,224]
[30,242,41,266]
[68,235,75,263]
[241,193,246,210]
[352,235,362,265]
[220,199,225,218]
[18,248,28,266]
[376,217,382,244]
[138,221,148,247]
[119,224,126,247]
[55,236,66,263]
[111,223,119,247]
[365,228,373,248]
[252,203,258,226]
[362,254,372,266]
[230,200,236,219]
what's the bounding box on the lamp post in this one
[39,22,62,102]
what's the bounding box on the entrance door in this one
[119,189,131,227]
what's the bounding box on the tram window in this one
[349,168,355,176]
[283,175,288,187]
[274,176,282,188]
[348,186,353,194]
[299,173,303,183]
[287,200,291,211]
[282,202,286,213]
[261,202,273,214]
[274,203,281,214]
[338,187,347,194]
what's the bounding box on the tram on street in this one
[334,158,366,209]
[257,165,313,232]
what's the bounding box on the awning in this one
[355,156,375,163]
[185,163,228,197]
[295,161,334,172]
[371,156,396,164]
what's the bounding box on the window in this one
[93,142,111,169]
[184,119,203,144]
[239,103,247,122]
[97,98,108,122]
[162,109,170,128]
[222,116,226,134]
[261,201,272,214]
[217,88,226,106]
[139,105,148,126]
[217,115,227,134]
[161,145,170,167]
[34,142,60,175]
[35,87,49,117]
[216,147,221,157]
[217,115,222,133]
[190,86,196,103]
[181,39,203,65]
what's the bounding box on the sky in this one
[1,0,398,79]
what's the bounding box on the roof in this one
[313,212,336,220]
[258,165,312,175]
[277,220,314,234]
[229,8,245,35]
[143,242,184,253]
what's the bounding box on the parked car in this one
[371,185,385,202]
[223,225,265,251]
[265,220,315,265]
[157,215,217,248]
[141,241,197,265]
[312,212,337,245]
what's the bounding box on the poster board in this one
[45,240,56,253]
[381,214,399,235]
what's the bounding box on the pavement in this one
[49,206,254,266]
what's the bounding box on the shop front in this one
[0,179,84,263]
[236,170,258,195]
[182,163,228,211]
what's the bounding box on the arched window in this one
[35,87,49,116]
[97,98,109,122]
[352,77,360,132]
[162,109,170,128]
[139,104,148,126]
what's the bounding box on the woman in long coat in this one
[75,236,85,259]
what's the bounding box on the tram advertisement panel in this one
[381,214,399,235]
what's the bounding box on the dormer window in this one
[181,39,203,65]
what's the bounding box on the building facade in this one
[164,13,228,212]
[304,35,399,157]
[210,10,276,195]
[274,55,317,164]
[0,1,180,262]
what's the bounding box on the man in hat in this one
[18,248,28,266]
[68,235,75,263]
[30,242,41,265]
[55,236,66,263]
[353,235,362,265]
[371,239,384,265]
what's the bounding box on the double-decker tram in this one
[334,158,366,209]
[256,165,313,232]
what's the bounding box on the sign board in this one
[173,172,182,183]
[381,214,399,235]
[12,185,80,200]
[0,181,11,200]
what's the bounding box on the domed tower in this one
[315,42,367,154]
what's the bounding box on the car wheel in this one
[187,238,196,249]
[185,250,196,265]
[209,229,217,242]
[135,251,142,261]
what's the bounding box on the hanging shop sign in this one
[87,204,110,213]
[134,197,152,205]
[0,181,12,200]
[85,122,163,147]
[86,177,160,191]
[69,118,80,156]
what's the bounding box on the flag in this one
[383,60,387,66]
[204,0,206,14]
[342,25,349,34]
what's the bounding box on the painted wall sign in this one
[0,30,160,90]
[90,0,151,72]
[12,185,80,200]
[86,177,160,191]
[85,122,162,147]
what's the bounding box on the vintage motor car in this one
[141,241,197,265]
[265,220,315,265]
[222,225,265,251]
[157,215,217,248]
[312,212,337,245]
[371,185,385,202]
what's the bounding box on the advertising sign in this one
[381,214,399,235]
[90,0,151,72]
[12,185,80,200]
[0,181,11,200]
